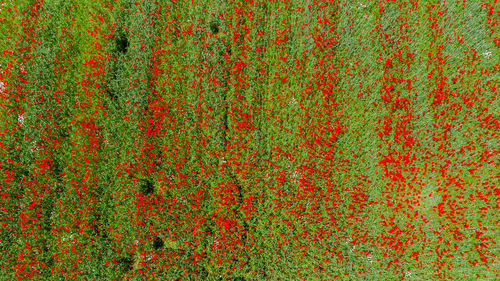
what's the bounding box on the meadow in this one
[0,0,498,280]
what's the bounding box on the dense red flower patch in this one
[0,0,498,280]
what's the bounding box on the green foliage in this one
[0,0,498,280]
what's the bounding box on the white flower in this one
[290,98,297,105]
[62,233,75,242]
[483,51,492,59]
[18,114,24,126]
[0,81,4,92]
[30,141,39,154]
[212,235,220,247]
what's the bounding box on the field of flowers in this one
[0,0,498,280]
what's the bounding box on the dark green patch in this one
[210,20,219,34]
[138,178,154,195]
[153,236,164,250]
[115,34,129,53]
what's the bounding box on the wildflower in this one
[290,98,297,105]
[0,81,4,92]
[30,141,39,154]
[212,235,220,248]
[62,233,75,242]
[168,174,174,181]
[483,51,492,59]
[18,114,24,126]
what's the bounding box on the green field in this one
[0,0,498,280]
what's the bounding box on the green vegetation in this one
[0,0,498,280]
